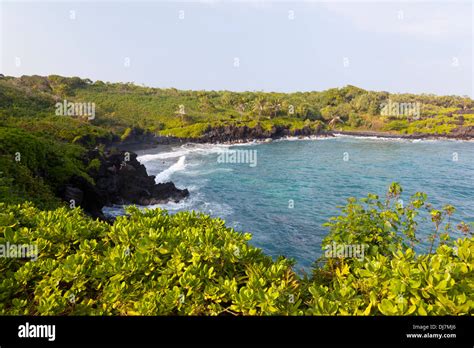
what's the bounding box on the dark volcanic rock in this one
[330,126,474,140]
[449,126,474,139]
[60,149,189,220]
[60,175,106,220]
[94,150,189,207]
[196,124,321,143]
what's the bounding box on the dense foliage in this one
[1,75,473,143]
[310,183,473,315]
[0,127,93,208]
[0,185,472,315]
[0,75,472,315]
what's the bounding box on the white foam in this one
[102,205,127,218]
[332,133,407,141]
[148,196,195,212]
[274,135,333,142]
[138,143,231,163]
[146,191,233,218]
[330,133,466,143]
[155,156,186,183]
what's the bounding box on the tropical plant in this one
[0,184,472,316]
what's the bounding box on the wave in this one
[332,134,410,141]
[138,143,230,163]
[147,190,234,218]
[331,133,473,143]
[274,135,333,142]
[155,156,186,183]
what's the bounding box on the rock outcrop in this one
[448,126,474,139]
[94,151,189,206]
[60,149,189,220]
[196,124,323,143]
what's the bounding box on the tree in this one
[234,97,248,122]
[320,106,336,122]
[252,96,267,121]
[340,85,366,102]
[348,112,363,127]
[328,116,343,128]
[268,98,282,118]
[198,95,214,113]
[334,104,352,122]
[220,92,235,107]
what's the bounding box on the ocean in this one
[104,136,474,271]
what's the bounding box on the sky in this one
[0,0,472,97]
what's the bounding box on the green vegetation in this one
[0,127,93,209]
[384,114,474,135]
[0,184,472,315]
[0,75,472,316]
[1,75,473,144]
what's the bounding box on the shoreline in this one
[328,130,474,141]
[114,129,474,154]
[101,129,473,219]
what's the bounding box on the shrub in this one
[384,120,409,132]
[308,183,473,315]
[0,184,472,316]
[0,156,60,209]
[348,113,363,128]
[0,204,300,315]
[0,127,92,191]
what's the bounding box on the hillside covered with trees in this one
[1,74,473,143]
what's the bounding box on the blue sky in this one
[1,0,472,96]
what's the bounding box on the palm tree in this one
[234,98,247,122]
[328,116,343,129]
[269,98,282,118]
[297,103,311,119]
[252,96,267,121]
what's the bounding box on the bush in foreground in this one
[0,184,472,315]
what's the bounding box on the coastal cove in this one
[1,0,474,321]
[104,136,474,271]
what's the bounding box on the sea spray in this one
[138,144,230,163]
[155,156,186,183]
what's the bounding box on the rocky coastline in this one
[328,126,474,141]
[60,124,473,220]
[60,148,189,221]
[123,124,474,146]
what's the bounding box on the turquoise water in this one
[106,136,474,271]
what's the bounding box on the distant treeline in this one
[1,74,473,141]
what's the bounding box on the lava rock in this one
[60,149,189,220]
